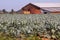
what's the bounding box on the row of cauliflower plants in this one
[0,19,60,40]
[0,14,60,40]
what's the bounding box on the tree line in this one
[0,9,16,14]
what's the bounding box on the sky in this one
[0,0,60,11]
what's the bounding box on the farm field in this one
[0,14,60,40]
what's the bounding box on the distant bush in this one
[2,9,7,13]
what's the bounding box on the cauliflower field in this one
[0,14,60,40]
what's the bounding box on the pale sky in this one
[0,0,60,11]
[33,3,60,7]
